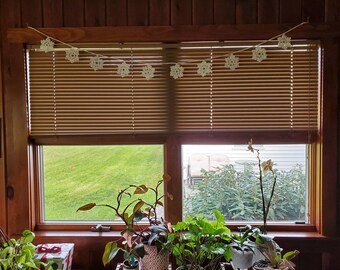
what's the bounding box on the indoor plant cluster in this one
[77,140,300,270]
[0,228,55,270]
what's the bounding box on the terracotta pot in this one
[140,245,169,270]
[231,248,254,270]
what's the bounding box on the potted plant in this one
[77,184,147,269]
[228,225,259,270]
[136,177,173,270]
[170,210,231,270]
[77,175,172,269]
[0,229,54,270]
[253,234,299,270]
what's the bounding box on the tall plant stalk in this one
[248,140,278,234]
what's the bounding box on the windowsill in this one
[34,230,326,239]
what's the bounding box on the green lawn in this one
[43,145,164,221]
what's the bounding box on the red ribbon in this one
[37,245,62,263]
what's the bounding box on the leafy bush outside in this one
[183,163,306,222]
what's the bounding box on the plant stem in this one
[256,149,267,234]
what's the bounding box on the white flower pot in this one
[231,248,254,270]
[122,260,139,270]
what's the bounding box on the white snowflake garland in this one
[252,46,267,62]
[117,61,130,77]
[89,56,104,71]
[142,64,155,80]
[65,48,79,63]
[40,37,54,53]
[170,63,184,79]
[197,60,212,77]
[225,54,240,70]
[277,34,292,50]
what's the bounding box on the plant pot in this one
[122,260,139,270]
[140,245,169,270]
[231,248,253,270]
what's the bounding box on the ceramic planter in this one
[231,248,254,270]
[140,245,169,270]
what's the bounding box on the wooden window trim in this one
[3,24,337,238]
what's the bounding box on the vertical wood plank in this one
[258,0,279,24]
[21,0,43,27]
[171,0,192,25]
[106,0,127,26]
[63,0,85,27]
[280,0,302,23]
[1,0,21,28]
[3,44,31,235]
[235,0,257,24]
[84,0,106,26]
[193,0,213,25]
[42,0,63,27]
[321,37,338,237]
[0,0,23,235]
[302,0,325,22]
[214,0,235,25]
[324,0,338,22]
[127,0,149,26]
[149,0,170,26]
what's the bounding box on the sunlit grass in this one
[42,145,164,221]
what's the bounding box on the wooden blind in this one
[27,41,319,137]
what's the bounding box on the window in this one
[26,40,319,229]
[40,145,164,222]
[182,144,308,223]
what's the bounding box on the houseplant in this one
[0,229,55,270]
[77,175,172,269]
[137,178,173,270]
[253,234,299,270]
[77,184,147,269]
[229,225,259,270]
[170,210,231,270]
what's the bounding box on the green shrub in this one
[184,163,306,222]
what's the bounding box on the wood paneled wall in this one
[0,0,334,28]
[0,0,340,269]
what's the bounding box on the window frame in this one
[32,133,318,232]
[4,24,337,238]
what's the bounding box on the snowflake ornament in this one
[142,64,155,80]
[252,46,267,62]
[277,34,292,50]
[65,48,79,63]
[225,54,240,70]
[40,37,54,53]
[170,63,184,79]
[89,56,104,71]
[117,61,130,77]
[197,60,212,77]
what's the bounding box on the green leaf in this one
[214,209,224,225]
[76,203,96,212]
[133,200,145,215]
[283,250,299,261]
[134,185,148,194]
[102,242,120,266]
[133,243,146,258]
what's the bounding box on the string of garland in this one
[29,22,307,80]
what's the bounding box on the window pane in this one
[42,145,164,221]
[182,144,308,223]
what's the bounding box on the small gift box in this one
[34,243,74,270]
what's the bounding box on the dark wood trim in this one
[319,37,338,237]
[3,44,31,235]
[7,23,340,44]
